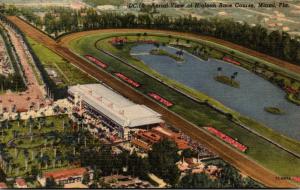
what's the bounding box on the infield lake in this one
[131,44,300,141]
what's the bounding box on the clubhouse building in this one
[68,84,164,139]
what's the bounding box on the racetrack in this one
[7,16,297,188]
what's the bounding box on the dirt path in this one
[6,16,297,188]
[0,23,46,112]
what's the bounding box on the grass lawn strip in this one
[27,37,97,88]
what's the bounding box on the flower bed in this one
[223,56,241,66]
[205,126,247,152]
[85,55,108,69]
[148,92,173,107]
[114,72,141,88]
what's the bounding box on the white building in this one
[68,84,164,139]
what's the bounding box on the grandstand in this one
[68,84,164,138]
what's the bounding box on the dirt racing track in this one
[7,16,297,188]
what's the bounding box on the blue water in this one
[131,44,300,141]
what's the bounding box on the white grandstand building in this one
[68,84,164,139]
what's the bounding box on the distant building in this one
[38,167,93,187]
[68,84,164,139]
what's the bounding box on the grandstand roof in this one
[68,84,163,128]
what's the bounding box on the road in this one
[7,16,297,188]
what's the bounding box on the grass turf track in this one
[7,16,299,188]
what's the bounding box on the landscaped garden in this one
[67,32,300,177]
[0,115,96,178]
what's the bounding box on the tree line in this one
[79,137,261,188]
[12,7,300,67]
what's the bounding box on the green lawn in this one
[68,32,300,177]
[27,37,97,88]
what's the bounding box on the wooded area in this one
[13,7,300,67]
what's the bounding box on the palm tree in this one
[40,111,45,118]
[136,33,141,41]
[52,158,56,168]
[37,156,43,169]
[65,151,74,166]
[168,35,172,43]
[231,75,236,84]
[14,147,17,158]
[62,119,65,131]
[31,149,35,160]
[233,72,238,77]
[0,122,4,139]
[217,67,223,76]
[154,42,160,50]
[40,147,43,158]
[28,116,33,134]
[24,149,29,171]
[77,136,80,144]
[43,155,50,169]
[186,39,190,45]
[15,163,20,175]
[51,145,56,157]
[53,105,60,115]
[4,120,8,130]
[44,139,48,149]
[55,153,62,167]
[16,112,21,127]
[143,32,147,40]
[253,61,259,72]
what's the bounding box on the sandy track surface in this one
[0,24,46,112]
[7,16,297,188]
